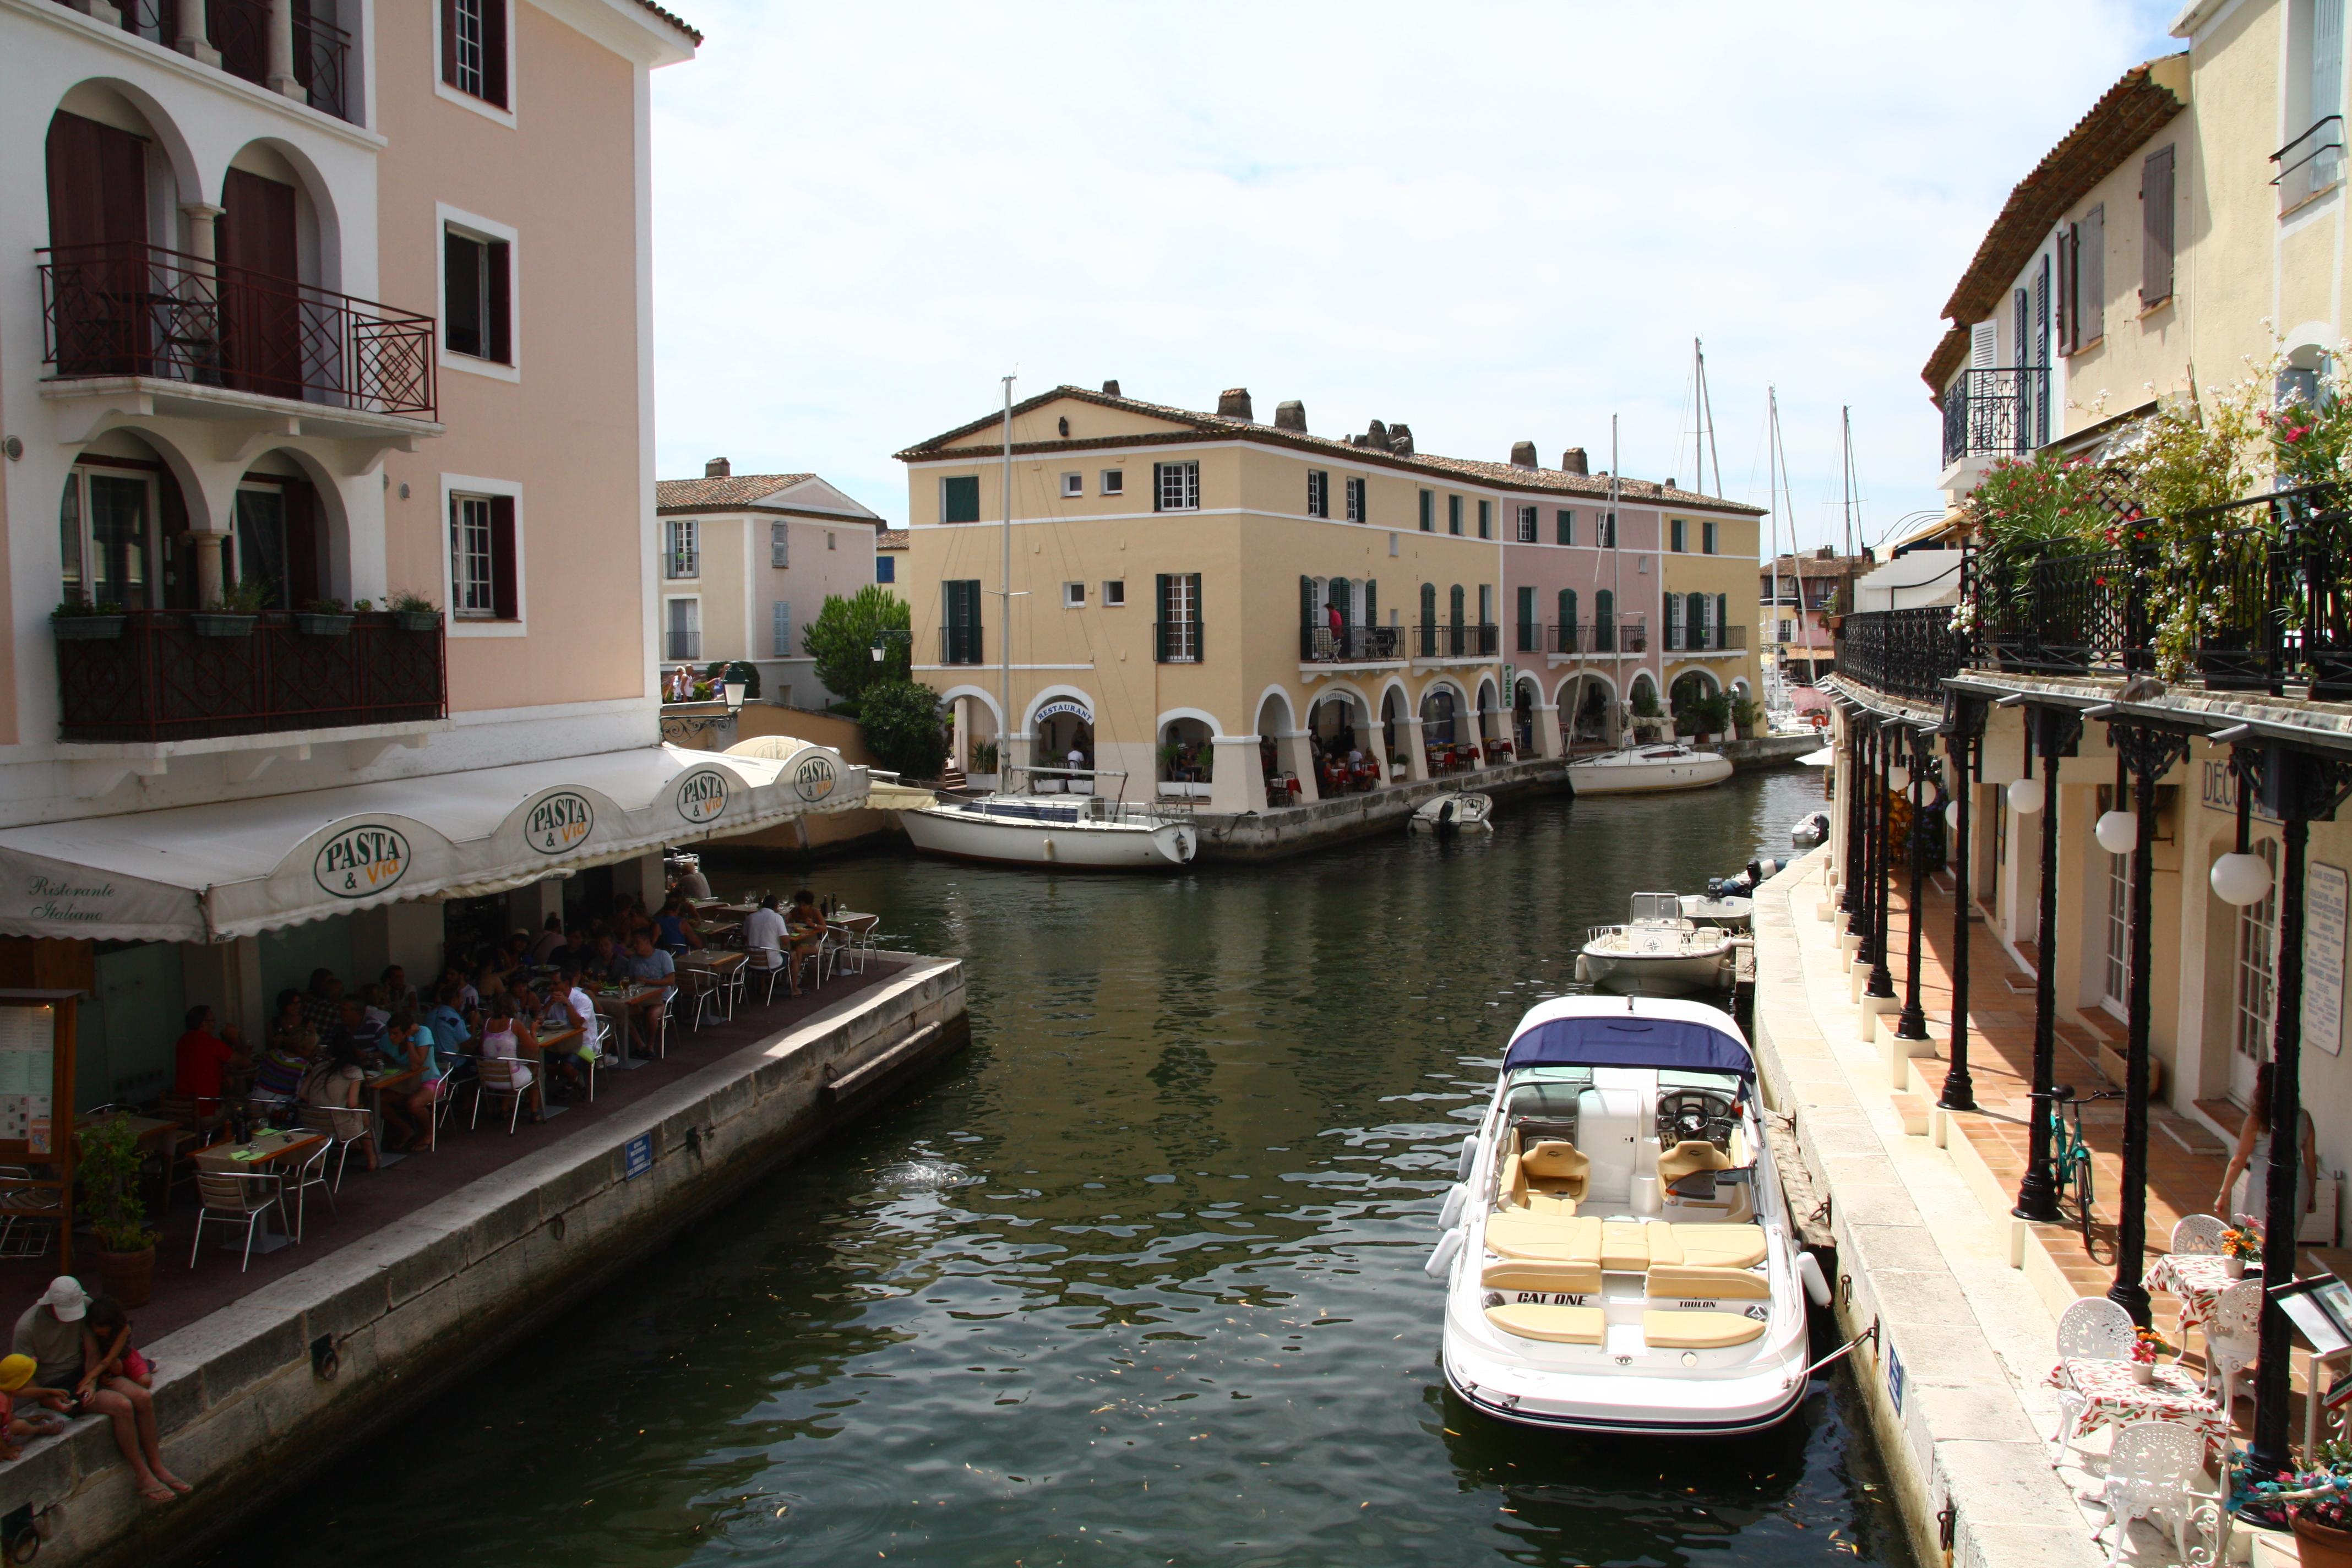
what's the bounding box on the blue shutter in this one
[772,600,791,657]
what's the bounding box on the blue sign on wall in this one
[1886,1340,1906,1415]
[623,1133,652,1182]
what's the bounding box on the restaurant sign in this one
[676,770,728,825]
[525,791,595,855]
[314,824,410,899]
[1035,699,1091,724]
[793,753,836,803]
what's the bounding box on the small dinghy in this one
[1430,996,1816,1435]
[1576,892,1736,995]
[1790,810,1831,849]
[1410,792,1493,834]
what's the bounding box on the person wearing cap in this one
[12,1278,183,1501]
[0,1353,65,1462]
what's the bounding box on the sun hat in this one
[37,1277,88,1321]
[0,1354,32,1392]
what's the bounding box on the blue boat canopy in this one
[1504,1015,1754,1076]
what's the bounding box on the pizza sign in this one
[676,770,728,824]
[525,791,594,854]
[314,825,410,899]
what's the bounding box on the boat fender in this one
[1574,955,1589,983]
[1424,1226,1464,1280]
[1042,836,1055,861]
[1455,1134,1478,1181]
[1798,1250,1832,1308]
[1439,1182,1467,1231]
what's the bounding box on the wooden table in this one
[591,984,662,1068]
[192,1129,327,1254]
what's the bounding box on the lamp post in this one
[1940,696,1984,1113]
[1841,708,1866,924]
[1866,717,1896,1000]
[1894,724,1932,1042]
[2013,703,2079,1224]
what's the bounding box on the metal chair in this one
[0,1166,62,1260]
[2206,1278,2262,1429]
[297,1103,374,1191]
[189,1169,286,1272]
[679,965,725,1032]
[282,1138,336,1242]
[745,947,788,1006]
[2169,1214,2230,1255]
[2050,1297,2136,1463]
[2097,1421,2224,1568]
[471,1057,533,1133]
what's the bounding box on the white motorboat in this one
[1567,744,1733,797]
[901,770,1197,870]
[1679,894,1752,932]
[1790,809,1831,849]
[1576,892,1736,995]
[1409,791,1493,834]
[1430,995,1815,1436]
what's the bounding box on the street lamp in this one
[722,677,747,715]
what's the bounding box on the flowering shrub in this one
[2234,1466,2352,1531]
[1958,453,2113,640]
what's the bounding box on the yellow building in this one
[1659,508,1763,723]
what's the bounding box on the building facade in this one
[1759,548,1865,684]
[654,460,884,706]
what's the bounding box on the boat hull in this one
[1575,946,1734,995]
[1441,1338,1807,1436]
[901,804,1196,869]
[1567,749,1734,796]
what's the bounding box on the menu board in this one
[0,1005,56,1145]
[2311,863,2350,1057]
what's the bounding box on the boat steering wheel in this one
[1656,1090,1736,1150]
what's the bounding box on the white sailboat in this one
[1567,744,1733,796]
[1430,996,1815,1436]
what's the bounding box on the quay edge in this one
[1745,853,2103,1568]
[1190,757,1568,861]
[17,957,970,1568]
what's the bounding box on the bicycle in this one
[2045,1085,2121,1260]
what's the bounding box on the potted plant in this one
[193,576,268,636]
[2296,1480,2352,1568]
[51,598,127,641]
[2222,1216,2263,1278]
[969,739,999,776]
[2127,1326,2175,1384]
[295,597,354,636]
[75,1119,157,1308]
[387,589,442,633]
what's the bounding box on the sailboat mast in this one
[1695,338,1724,498]
[999,374,1014,777]
[1766,388,1783,676]
[1610,413,1623,736]
[1777,395,1809,682]
[1841,406,1856,560]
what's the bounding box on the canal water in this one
[205,767,1917,1568]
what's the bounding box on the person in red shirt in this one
[171,1006,246,1114]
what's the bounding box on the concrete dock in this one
[1191,757,1569,859]
[6,956,968,1568]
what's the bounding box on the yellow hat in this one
[0,1354,34,1392]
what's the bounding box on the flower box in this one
[392,611,442,633]
[294,612,355,636]
[191,613,257,638]
[52,614,126,641]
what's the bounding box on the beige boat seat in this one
[1521,1140,1589,1201]
[1647,1264,1770,1302]
[1514,1191,1581,1217]
[1671,1223,1767,1269]
[1600,1218,1660,1272]
[1482,1260,1604,1298]
[1485,1211,1602,1264]
[1485,1303,1606,1344]
[1658,1139,1733,1185]
[1643,1309,1766,1351]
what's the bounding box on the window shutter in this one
[2141,147,2174,306]
[1969,322,1996,370]
[1449,584,1464,628]
[486,239,511,362]
[483,0,510,108]
[1556,509,1572,546]
[1187,573,1203,661]
[2080,204,2105,346]
[1152,464,1166,514]
[772,600,791,657]
[771,521,789,567]
[1664,593,1681,646]
[440,0,459,85]
[489,495,518,619]
[1156,573,1172,660]
[1716,594,1728,644]
[2056,225,2075,353]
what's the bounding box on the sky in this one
[647,1,2181,555]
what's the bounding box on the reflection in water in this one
[203,767,1913,1568]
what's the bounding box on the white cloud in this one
[651,0,2180,552]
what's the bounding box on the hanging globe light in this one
[2094,810,2138,855]
[1887,760,1909,793]
[1946,801,1962,834]
[2008,775,2045,815]
[2211,851,2273,907]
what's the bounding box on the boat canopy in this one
[1503,1014,1753,1076]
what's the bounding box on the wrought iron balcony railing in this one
[1301,624,1408,663]
[56,0,355,124]
[1412,622,1500,659]
[2274,115,2345,211]
[39,243,435,418]
[938,624,984,666]
[1664,622,1749,653]
[1833,607,1964,707]
[1942,366,2049,468]
[56,611,446,744]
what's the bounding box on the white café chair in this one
[746,946,788,1006]
[297,1103,375,1191]
[2204,1279,2262,1429]
[2169,1215,2230,1255]
[189,1169,287,1273]
[2051,1297,2137,1463]
[471,1057,534,1134]
[283,1138,336,1243]
[2098,1421,2224,1568]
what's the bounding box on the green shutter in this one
[1156,573,1172,660]
[942,476,980,524]
[1556,509,1572,546]
[1190,574,1204,661]
[1717,594,1729,646]
[1365,579,1378,627]
[1300,574,1315,628]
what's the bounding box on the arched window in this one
[1594,588,1615,652]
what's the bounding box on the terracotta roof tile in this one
[655,473,815,510]
[634,0,701,45]
[876,529,910,550]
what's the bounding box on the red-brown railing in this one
[38,242,435,419]
[57,612,447,744]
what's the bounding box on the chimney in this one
[1216,387,1254,421]
[1510,440,1538,468]
[1663,477,1678,491]
[1274,400,1307,433]
[1561,448,1589,475]
[1817,545,1834,560]
[1101,379,1121,396]
[1365,418,1391,452]
[704,457,731,479]
[1389,422,1414,456]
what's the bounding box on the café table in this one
[679,950,748,1022]
[696,918,743,948]
[825,913,880,976]
[360,1063,422,1168]
[192,1129,328,1255]
[2044,1356,2229,1460]
[591,983,663,1069]
[2147,1251,2245,1358]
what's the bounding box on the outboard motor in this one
[1749,857,1781,884]
[1435,799,1458,840]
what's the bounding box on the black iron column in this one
[2104,722,2190,1328]
[1941,697,1984,1112]
[1867,718,1897,999]
[1854,721,1878,952]
[1896,725,1932,1040]
[2015,704,2079,1224]
[1841,710,1866,924]
[2250,745,2352,1473]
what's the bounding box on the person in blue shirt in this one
[424,984,471,1060]
[380,1012,443,1152]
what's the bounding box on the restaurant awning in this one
[0,742,867,944]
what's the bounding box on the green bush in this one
[804,586,912,709]
[858,679,948,779]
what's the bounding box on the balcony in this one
[1833,607,1963,706]
[939,624,984,666]
[1300,624,1407,663]
[1153,620,1204,664]
[1411,623,1499,660]
[1941,367,2049,469]
[1664,623,1748,654]
[56,611,447,744]
[56,0,356,124]
[39,242,435,421]
[2274,116,2345,213]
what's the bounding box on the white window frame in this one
[1306,470,1328,519]
[663,595,702,663]
[1102,579,1126,607]
[2233,837,2283,1099]
[1155,461,1200,513]
[2103,844,2131,1014]
[435,204,521,383]
[1061,472,1083,498]
[771,598,793,658]
[1063,581,1085,608]
[438,471,526,637]
[1516,504,1537,543]
[663,518,698,580]
[1101,469,1125,496]
[433,0,519,128]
